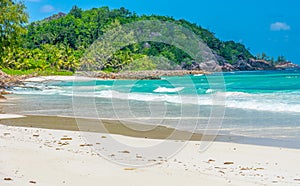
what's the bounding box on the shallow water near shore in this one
[2,70,300,148]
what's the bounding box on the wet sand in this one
[0,115,216,141]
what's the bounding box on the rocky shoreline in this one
[0,71,27,98]
[220,58,300,72]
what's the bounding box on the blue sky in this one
[24,0,300,64]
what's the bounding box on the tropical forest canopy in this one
[0,1,288,75]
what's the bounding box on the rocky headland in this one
[220,58,299,72]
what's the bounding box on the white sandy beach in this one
[1,122,300,186]
[24,75,98,82]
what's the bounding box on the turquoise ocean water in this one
[5,70,300,148]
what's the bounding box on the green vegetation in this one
[0,2,289,75]
[1,68,73,76]
[0,0,28,64]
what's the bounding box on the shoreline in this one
[23,70,208,82]
[1,114,299,150]
[78,70,209,80]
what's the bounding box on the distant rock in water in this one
[275,62,300,70]
[248,59,273,70]
[220,57,299,71]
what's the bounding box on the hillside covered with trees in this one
[0,1,296,75]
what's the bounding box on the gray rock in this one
[248,59,273,70]
[199,60,222,72]
[222,63,236,72]
[233,59,254,71]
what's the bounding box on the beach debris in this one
[294,179,300,181]
[3,132,10,136]
[80,144,93,147]
[60,137,72,140]
[214,167,227,170]
[58,141,69,146]
[4,177,12,181]
[254,167,264,171]
[207,159,215,163]
[124,168,136,171]
[101,136,107,138]
[119,150,130,154]
[136,154,143,159]
[32,134,39,137]
[29,180,37,184]
[224,162,234,165]
[240,167,252,171]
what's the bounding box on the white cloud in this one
[40,5,55,13]
[270,22,291,31]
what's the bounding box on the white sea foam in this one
[230,127,300,140]
[153,87,184,93]
[225,92,252,97]
[12,82,300,114]
[226,99,300,113]
[0,114,25,119]
[95,91,300,113]
[205,89,215,94]
[12,87,66,95]
[97,90,183,103]
[18,87,300,114]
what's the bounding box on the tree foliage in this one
[2,5,280,74]
[0,0,28,64]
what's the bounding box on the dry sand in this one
[24,75,98,82]
[1,122,300,186]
